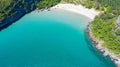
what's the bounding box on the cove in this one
[0,9,116,67]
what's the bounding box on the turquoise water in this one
[0,9,116,67]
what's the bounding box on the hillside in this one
[61,0,120,56]
[0,0,60,30]
[0,0,120,56]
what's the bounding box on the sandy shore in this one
[36,3,120,67]
[50,4,99,20]
[50,4,120,67]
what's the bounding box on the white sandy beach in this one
[51,4,99,20]
[50,4,120,67]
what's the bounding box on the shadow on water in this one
[84,30,116,67]
[0,1,35,31]
[0,0,43,31]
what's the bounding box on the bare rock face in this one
[113,16,120,36]
[117,16,120,24]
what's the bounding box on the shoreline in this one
[0,3,119,66]
[87,22,120,67]
[50,3,120,67]
[50,4,99,21]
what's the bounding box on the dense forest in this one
[61,0,120,56]
[0,0,120,56]
[0,0,60,30]
[90,0,120,55]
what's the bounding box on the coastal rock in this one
[87,20,120,67]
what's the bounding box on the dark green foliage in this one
[0,0,60,23]
[0,0,120,55]
[91,16,120,54]
[85,2,93,9]
[116,29,120,36]
[101,13,114,20]
[0,0,12,22]
[61,0,120,55]
[36,0,60,9]
[89,0,120,55]
[96,0,120,10]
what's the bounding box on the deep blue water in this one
[0,9,116,67]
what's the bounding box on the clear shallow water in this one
[0,9,116,67]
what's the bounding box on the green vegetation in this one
[61,0,120,55]
[89,0,120,55]
[0,0,60,23]
[96,0,120,10]
[0,0,12,22]
[91,16,120,54]
[61,0,87,5]
[116,29,120,36]
[36,0,60,9]
[0,0,120,56]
